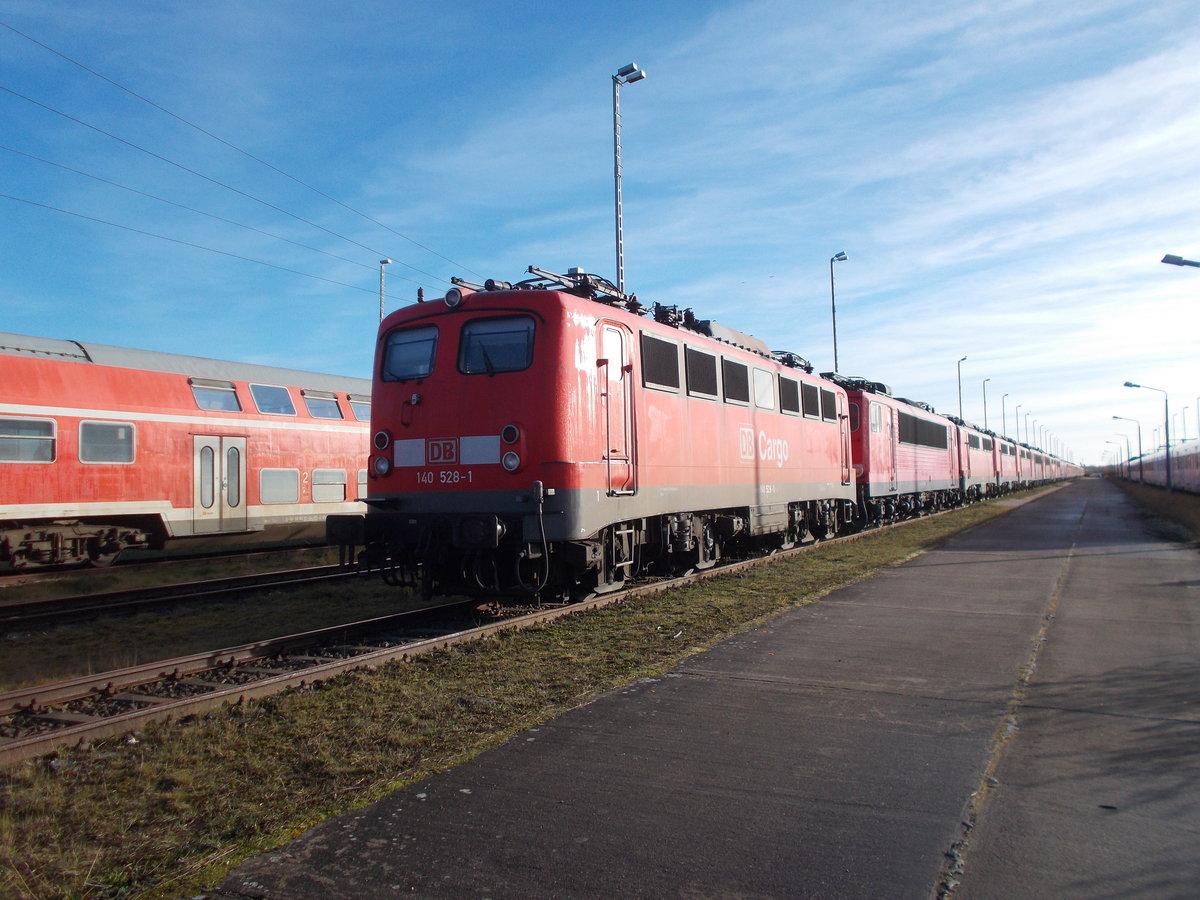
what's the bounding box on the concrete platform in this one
[218,479,1200,898]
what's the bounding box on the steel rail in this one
[0,489,1056,768]
[0,565,350,631]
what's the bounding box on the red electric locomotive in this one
[1,331,371,569]
[328,267,856,599]
[834,377,966,523]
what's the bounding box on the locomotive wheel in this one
[88,550,122,567]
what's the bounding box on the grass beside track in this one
[2,493,1050,899]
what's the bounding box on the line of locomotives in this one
[1,331,370,570]
[1127,442,1200,493]
[328,266,1081,600]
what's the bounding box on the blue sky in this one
[2,0,1197,465]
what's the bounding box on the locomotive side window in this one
[261,468,300,504]
[190,378,241,411]
[968,434,981,450]
[383,325,438,382]
[779,377,800,414]
[870,404,883,433]
[250,384,297,416]
[302,389,343,420]
[0,417,56,462]
[753,369,775,410]
[849,402,861,432]
[640,333,680,390]
[801,383,821,418]
[312,469,347,502]
[722,360,750,404]
[820,388,838,422]
[898,412,949,449]
[79,421,135,464]
[982,437,994,451]
[459,317,534,375]
[348,394,371,421]
[685,347,718,398]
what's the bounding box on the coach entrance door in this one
[193,436,248,534]
[598,323,635,495]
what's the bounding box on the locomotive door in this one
[193,436,248,533]
[599,323,635,495]
[888,408,899,493]
[838,393,852,485]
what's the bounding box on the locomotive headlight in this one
[501,424,520,445]
[373,430,392,451]
[501,451,521,472]
[372,455,392,477]
[444,288,465,308]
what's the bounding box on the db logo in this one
[427,438,458,465]
[738,425,755,461]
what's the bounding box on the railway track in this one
[0,494,1049,768]
[0,565,352,632]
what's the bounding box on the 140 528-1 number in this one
[417,470,474,485]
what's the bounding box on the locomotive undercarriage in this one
[0,519,155,569]
[336,498,855,603]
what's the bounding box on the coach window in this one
[383,325,438,382]
[312,469,347,503]
[753,369,775,410]
[801,382,821,419]
[302,389,343,420]
[0,417,56,462]
[79,421,135,464]
[722,359,750,405]
[200,446,215,508]
[459,316,535,375]
[640,333,680,391]
[260,468,300,504]
[190,378,241,412]
[685,347,718,399]
[250,384,296,416]
[348,394,371,421]
[820,388,838,423]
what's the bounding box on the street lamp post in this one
[1125,381,1171,490]
[982,378,991,430]
[379,258,392,322]
[1113,415,1143,482]
[956,356,967,420]
[612,62,646,294]
[1162,254,1200,268]
[1113,433,1132,479]
[830,251,847,372]
[1025,411,1031,446]
[1002,393,1009,439]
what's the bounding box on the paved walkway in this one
[218,479,1200,898]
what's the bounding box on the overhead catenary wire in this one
[0,83,449,286]
[0,18,483,280]
[0,144,425,285]
[1,191,411,301]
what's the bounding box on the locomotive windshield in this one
[382,325,438,382]
[458,316,535,375]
